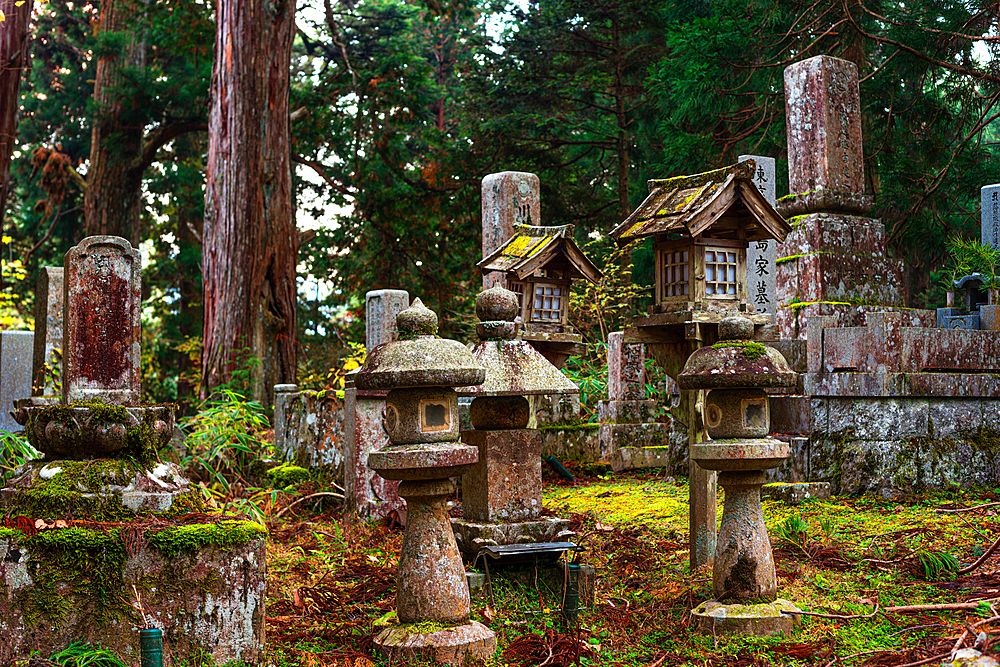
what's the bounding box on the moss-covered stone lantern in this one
[355,298,496,666]
[452,285,580,554]
[676,314,802,636]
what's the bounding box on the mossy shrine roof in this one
[478,224,603,284]
[610,159,792,245]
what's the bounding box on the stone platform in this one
[0,521,266,665]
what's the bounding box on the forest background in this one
[0,0,998,414]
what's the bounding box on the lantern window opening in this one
[530,282,566,323]
[660,249,690,301]
[705,247,738,297]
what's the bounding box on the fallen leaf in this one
[292,588,304,610]
[483,605,495,622]
[367,554,379,563]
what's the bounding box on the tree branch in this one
[139,120,208,172]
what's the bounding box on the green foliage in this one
[0,430,40,480]
[916,550,960,581]
[944,236,1000,287]
[48,642,129,667]
[561,348,608,424]
[774,514,810,555]
[180,389,272,494]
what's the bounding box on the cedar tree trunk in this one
[0,0,32,223]
[84,0,145,243]
[202,0,297,406]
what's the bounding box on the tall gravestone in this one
[739,155,777,318]
[0,331,34,431]
[344,289,409,521]
[776,55,904,338]
[63,236,141,405]
[481,172,540,289]
[32,267,63,397]
[983,184,1000,250]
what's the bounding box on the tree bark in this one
[202,0,297,407]
[0,0,32,224]
[84,0,145,243]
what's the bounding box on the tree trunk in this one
[0,0,33,224]
[84,0,145,243]
[202,0,297,407]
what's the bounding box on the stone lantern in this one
[452,285,579,555]
[676,314,802,635]
[355,298,496,666]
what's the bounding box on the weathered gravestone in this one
[31,266,63,397]
[481,172,540,289]
[982,184,1000,250]
[0,331,34,431]
[739,155,777,318]
[63,236,141,405]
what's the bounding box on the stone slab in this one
[461,429,542,523]
[982,184,1000,250]
[762,482,831,505]
[740,155,777,318]
[31,266,63,397]
[482,171,540,289]
[0,530,265,665]
[691,599,801,636]
[366,290,409,350]
[374,620,496,666]
[540,425,601,464]
[803,372,1000,398]
[63,236,141,406]
[769,395,811,435]
[344,387,403,522]
[598,399,659,424]
[784,55,867,209]
[273,384,346,473]
[0,331,33,432]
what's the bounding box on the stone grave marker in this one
[31,267,63,397]
[0,331,34,431]
[63,236,141,406]
[739,154,777,317]
[982,184,1000,250]
[366,289,409,349]
[481,171,540,288]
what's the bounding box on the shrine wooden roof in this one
[610,160,792,245]
[478,224,602,284]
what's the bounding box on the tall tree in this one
[0,0,33,222]
[202,0,297,404]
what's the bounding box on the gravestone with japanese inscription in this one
[775,55,904,338]
[739,155,777,318]
[982,184,1000,250]
[481,172,540,289]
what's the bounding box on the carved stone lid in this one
[354,298,485,391]
[457,287,579,397]
[676,314,796,390]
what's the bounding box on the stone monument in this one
[481,172,540,290]
[739,154,777,318]
[452,285,579,555]
[0,331,33,431]
[31,266,63,399]
[356,299,496,666]
[776,55,905,338]
[1,236,265,664]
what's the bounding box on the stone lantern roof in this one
[478,224,602,284]
[676,315,797,390]
[610,159,792,245]
[354,298,485,391]
[456,285,579,397]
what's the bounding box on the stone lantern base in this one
[691,599,802,636]
[374,620,497,666]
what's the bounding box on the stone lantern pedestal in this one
[677,315,802,636]
[356,299,497,666]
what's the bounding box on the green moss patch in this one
[712,340,767,359]
[266,463,310,489]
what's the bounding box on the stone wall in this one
[273,385,346,476]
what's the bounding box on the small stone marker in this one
[0,331,34,431]
[366,289,409,349]
[739,155,777,317]
[607,331,645,401]
[63,236,141,406]
[982,184,1000,250]
[481,171,540,288]
[31,267,63,397]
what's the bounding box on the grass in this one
[261,469,1000,666]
